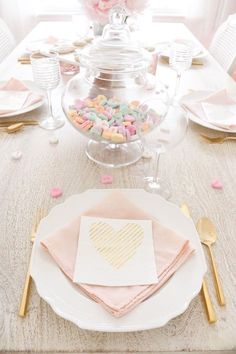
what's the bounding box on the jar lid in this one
[79,6,149,73]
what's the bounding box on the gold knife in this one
[181,203,217,323]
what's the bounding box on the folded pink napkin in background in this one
[181,89,236,130]
[59,61,80,75]
[41,191,194,317]
[0,78,43,115]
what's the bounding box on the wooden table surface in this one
[0,21,235,353]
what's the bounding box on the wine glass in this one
[169,41,193,103]
[139,103,188,198]
[31,52,64,130]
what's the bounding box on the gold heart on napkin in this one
[89,222,144,269]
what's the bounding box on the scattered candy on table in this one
[211,180,223,189]
[11,150,22,160]
[49,135,59,144]
[142,149,153,159]
[101,175,113,184]
[68,95,161,143]
[50,187,63,198]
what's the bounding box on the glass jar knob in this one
[109,6,126,28]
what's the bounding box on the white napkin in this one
[181,89,236,130]
[73,216,158,286]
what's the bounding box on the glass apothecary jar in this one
[62,7,168,167]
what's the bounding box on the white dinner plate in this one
[31,189,206,332]
[0,81,44,118]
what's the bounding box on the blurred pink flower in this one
[81,0,149,24]
[126,0,149,12]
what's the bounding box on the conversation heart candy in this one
[50,187,63,198]
[211,180,223,189]
[11,150,22,160]
[101,175,113,184]
[49,136,59,144]
[142,149,153,159]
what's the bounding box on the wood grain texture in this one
[0,22,236,353]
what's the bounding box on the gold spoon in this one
[181,204,217,323]
[196,218,225,306]
[6,122,24,133]
[0,121,39,134]
[201,134,236,144]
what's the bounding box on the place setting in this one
[181,88,236,134]
[27,189,206,331]
[159,39,207,67]
[0,51,65,132]
[17,18,94,75]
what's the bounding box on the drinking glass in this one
[31,52,64,130]
[169,41,193,103]
[140,103,188,197]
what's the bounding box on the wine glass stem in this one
[153,150,161,183]
[173,72,181,102]
[47,90,54,119]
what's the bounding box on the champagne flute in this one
[169,41,193,103]
[31,52,64,130]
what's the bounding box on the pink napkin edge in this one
[40,189,196,317]
[41,235,194,317]
[79,242,194,317]
[181,88,236,105]
[0,77,44,115]
[0,77,29,91]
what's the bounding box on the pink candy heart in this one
[50,187,63,198]
[101,175,113,184]
[211,180,223,189]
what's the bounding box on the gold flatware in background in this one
[181,203,217,323]
[19,209,44,317]
[201,134,236,144]
[197,217,225,306]
[0,119,38,126]
[0,123,24,133]
[161,55,204,66]
[18,60,31,65]
[6,123,24,133]
[0,121,39,134]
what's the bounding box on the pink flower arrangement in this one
[81,0,149,24]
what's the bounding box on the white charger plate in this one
[31,189,206,332]
[0,81,44,118]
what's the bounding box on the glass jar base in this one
[39,116,65,130]
[144,176,170,199]
[86,140,143,168]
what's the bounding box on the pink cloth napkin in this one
[0,78,43,115]
[41,191,194,317]
[181,89,236,130]
[59,62,80,75]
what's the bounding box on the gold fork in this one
[201,134,236,144]
[18,209,44,317]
